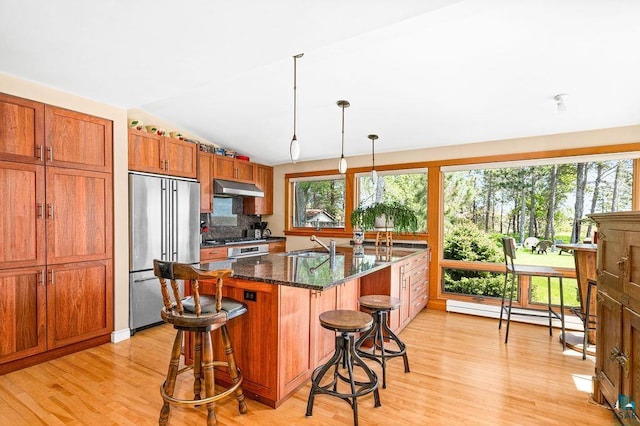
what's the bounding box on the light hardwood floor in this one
[0,310,615,425]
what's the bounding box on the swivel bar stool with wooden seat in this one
[306,310,381,426]
[355,295,410,389]
[153,260,247,426]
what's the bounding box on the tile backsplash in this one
[200,196,262,240]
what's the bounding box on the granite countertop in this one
[199,245,426,290]
[200,236,286,249]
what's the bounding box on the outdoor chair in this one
[499,237,567,350]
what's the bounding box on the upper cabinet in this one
[0,95,112,172]
[244,164,273,215]
[0,93,44,164]
[199,151,214,212]
[45,106,112,172]
[213,155,255,183]
[128,128,197,178]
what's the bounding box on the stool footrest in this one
[161,361,243,407]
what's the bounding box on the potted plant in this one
[350,201,419,234]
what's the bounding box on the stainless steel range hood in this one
[214,179,264,197]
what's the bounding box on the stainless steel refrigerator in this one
[128,173,200,333]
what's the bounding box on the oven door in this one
[227,244,269,258]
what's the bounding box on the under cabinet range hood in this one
[214,179,264,197]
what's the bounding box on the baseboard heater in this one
[445,299,583,331]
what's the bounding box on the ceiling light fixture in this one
[337,100,350,174]
[289,53,304,163]
[554,93,568,112]
[368,134,379,182]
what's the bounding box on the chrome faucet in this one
[310,235,336,258]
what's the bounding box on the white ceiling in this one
[2,0,640,166]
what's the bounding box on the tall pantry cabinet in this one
[0,93,113,372]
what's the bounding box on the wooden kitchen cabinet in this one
[200,246,227,262]
[0,266,47,364]
[268,240,286,254]
[0,92,113,373]
[46,167,113,265]
[46,260,113,349]
[0,161,45,269]
[128,128,197,178]
[360,249,429,334]
[244,164,273,215]
[0,93,44,164]
[44,105,112,172]
[591,212,640,422]
[213,155,255,183]
[198,151,214,212]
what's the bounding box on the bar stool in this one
[306,310,381,426]
[355,295,410,388]
[153,260,247,426]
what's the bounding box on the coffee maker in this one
[251,221,271,238]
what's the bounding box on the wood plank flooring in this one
[0,310,615,425]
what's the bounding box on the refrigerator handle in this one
[170,179,178,261]
[161,178,168,259]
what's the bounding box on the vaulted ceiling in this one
[2,0,639,165]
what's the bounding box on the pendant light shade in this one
[337,100,350,174]
[289,53,303,163]
[368,134,379,182]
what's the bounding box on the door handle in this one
[37,203,44,218]
[47,146,53,162]
[37,145,44,162]
[49,269,55,285]
[47,204,54,219]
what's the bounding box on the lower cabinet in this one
[0,266,46,364]
[195,277,359,407]
[0,260,113,371]
[361,249,430,334]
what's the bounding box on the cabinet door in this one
[310,287,338,367]
[622,308,640,423]
[46,168,113,264]
[0,93,44,164]
[0,267,46,364]
[337,279,359,311]
[244,164,273,215]
[596,290,623,407]
[47,260,113,349]
[235,160,255,183]
[45,106,112,172]
[164,137,197,178]
[128,128,164,174]
[399,261,411,328]
[599,229,625,298]
[624,232,640,311]
[213,155,236,180]
[199,152,213,212]
[0,161,45,268]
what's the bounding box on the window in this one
[357,169,428,233]
[441,156,634,304]
[291,176,346,229]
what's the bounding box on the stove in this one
[203,237,267,246]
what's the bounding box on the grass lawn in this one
[512,245,580,307]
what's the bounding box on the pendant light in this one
[337,100,350,174]
[289,53,304,163]
[368,134,379,182]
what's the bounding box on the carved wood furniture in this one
[355,295,410,389]
[306,310,381,426]
[499,237,566,349]
[153,260,247,426]
[590,212,640,423]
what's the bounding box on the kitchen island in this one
[191,245,429,408]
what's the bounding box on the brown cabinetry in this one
[592,212,640,423]
[213,155,255,183]
[360,249,430,334]
[199,151,214,212]
[200,246,227,262]
[128,128,197,178]
[244,164,273,215]
[0,92,113,373]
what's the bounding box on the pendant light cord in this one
[293,55,297,138]
[340,105,345,158]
